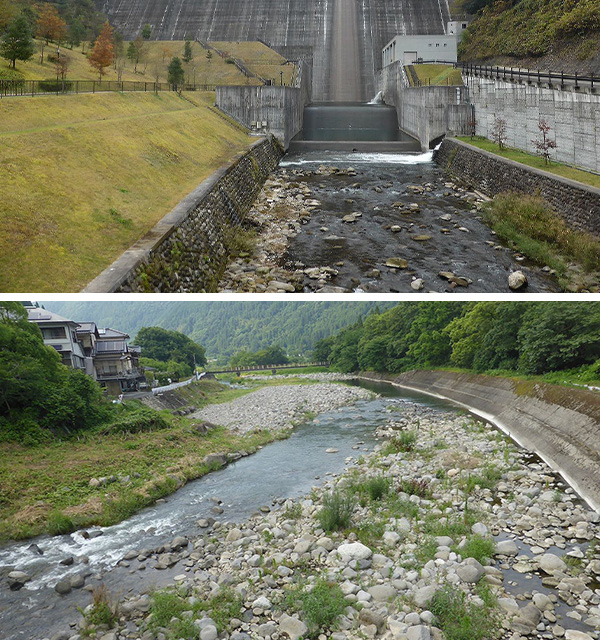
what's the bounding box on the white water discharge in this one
[280,150,434,166]
[368,90,385,104]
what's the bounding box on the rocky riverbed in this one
[217,156,560,293]
[193,383,373,433]
[36,397,599,640]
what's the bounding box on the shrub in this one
[285,579,346,638]
[0,414,53,446]
[430,585,499,640]
[85,584,118,628]
[38,79,73,92]
[101,406,170,435]
[365,475,391,501]
[318,490,355,532]
[399,478,432,499]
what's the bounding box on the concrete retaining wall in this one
[378,61,472,149]
[360,370,600,513]
[83,136,284,293]
[466,75,600,174]
[435,138,600,235]
[216,61,311,149]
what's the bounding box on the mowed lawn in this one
[0,91,252,292]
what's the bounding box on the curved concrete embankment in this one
[360,370,600,513]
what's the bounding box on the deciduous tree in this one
[491,116,507,149]
[88,20,114,80]
[35,3,67,44]
[531,119,557,165]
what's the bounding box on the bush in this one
[318,490,355,532]
[0,414,53,446]
[38,79,73,92]
[85,584,118,628]
[101,406,170,435]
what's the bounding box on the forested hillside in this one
[459,0,600,69]
[319,301,600,379]
[47,302,393,360]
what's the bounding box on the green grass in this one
[0,91,252,292]
[318,490,355,532]
[284,579,347,639]
[456,137,600,189]
[482,192,600,290]
[457,534,495,564]
[411,64,464,86]
[381,431,418,455]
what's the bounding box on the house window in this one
[42,327,66,340]
[462,23,467,28]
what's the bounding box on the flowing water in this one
[0,383,449,640]
[277,151,560,293]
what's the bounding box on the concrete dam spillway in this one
[103,0,451,99]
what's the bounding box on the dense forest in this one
[318,301,600,380]
[47,302,394,361]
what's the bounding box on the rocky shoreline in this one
[40,397,599,640]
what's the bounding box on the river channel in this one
[0,380,596,639]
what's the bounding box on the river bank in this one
[33,389,600,640]
[0,379,370,542]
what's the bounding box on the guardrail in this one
[0,79,218,98]
[457,62,597,91]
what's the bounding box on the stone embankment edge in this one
[83,136,283,293]
[358,370,600,514]
[434,138,600,235]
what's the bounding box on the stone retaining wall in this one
[83,136,284,293]
[360,370,600,512]
[435,138,600,235]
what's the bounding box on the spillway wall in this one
[360,370,600,513]
[103,0,450,99]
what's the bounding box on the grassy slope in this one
[459,0,600,65]
[1,39,290,85]
[411,64,464,86]
[0,90,251,292]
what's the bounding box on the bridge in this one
[203,361,329,376]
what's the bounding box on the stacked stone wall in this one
[83,137,283,293]
[435,138,600,235]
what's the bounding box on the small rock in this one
[508,270,528,290]
[386,258,408,269]
[54,580,72,595]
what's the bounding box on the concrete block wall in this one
[378,61,472,149]
[83,137,284,293]
[360,370,600,513]
[435,138,600,234]
[466,75,600,173]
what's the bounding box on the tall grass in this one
[318,491,355,531]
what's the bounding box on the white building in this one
[382,21,469,67]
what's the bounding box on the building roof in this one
[98,327,130,340]
[28,308,80,327]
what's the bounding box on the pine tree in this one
[141,23,152,40]
[182,36,193,63]
[88,21,114,80]
[0,13,34,68]
[167,56,184,88]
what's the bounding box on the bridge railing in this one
[205,361,329,374]
[456,63,596,91]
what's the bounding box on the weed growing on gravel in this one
[148,589,187,628]
[346,475,391,505]
[456,534,495,564]
[281,502,303,520]
[382,431,417,455]
[463,465,502,493]
[284,579,346,638]
[430,584,500,640]
[415,536,439,565]
[398,478,432,499]
[318,490,355,531]
[80,584,118,634]
[198,587,243,632]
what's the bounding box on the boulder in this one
[413,585,437,608]
[367,584,397,602]
[358,609,385,633]
[54,579,72,595]
[508,270,528,290]
[279,613,308,640]
[456,559,484,584]
[407,625,431,640]
[338,542,372,560]
[495,540,519,556]
[537,553,567,574]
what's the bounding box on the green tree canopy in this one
[134,326,206,369]
[1,13,34,68]
[167,56,184,85]
[229,344,289,367]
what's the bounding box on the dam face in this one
[103,0,451,99]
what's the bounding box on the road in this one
[329,0,363,101]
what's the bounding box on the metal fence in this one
[0,79,218,98]
[456,63,597,90]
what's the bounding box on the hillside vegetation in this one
[46,302,394,360]
[0,91,251,292]
[459,0,600,68]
